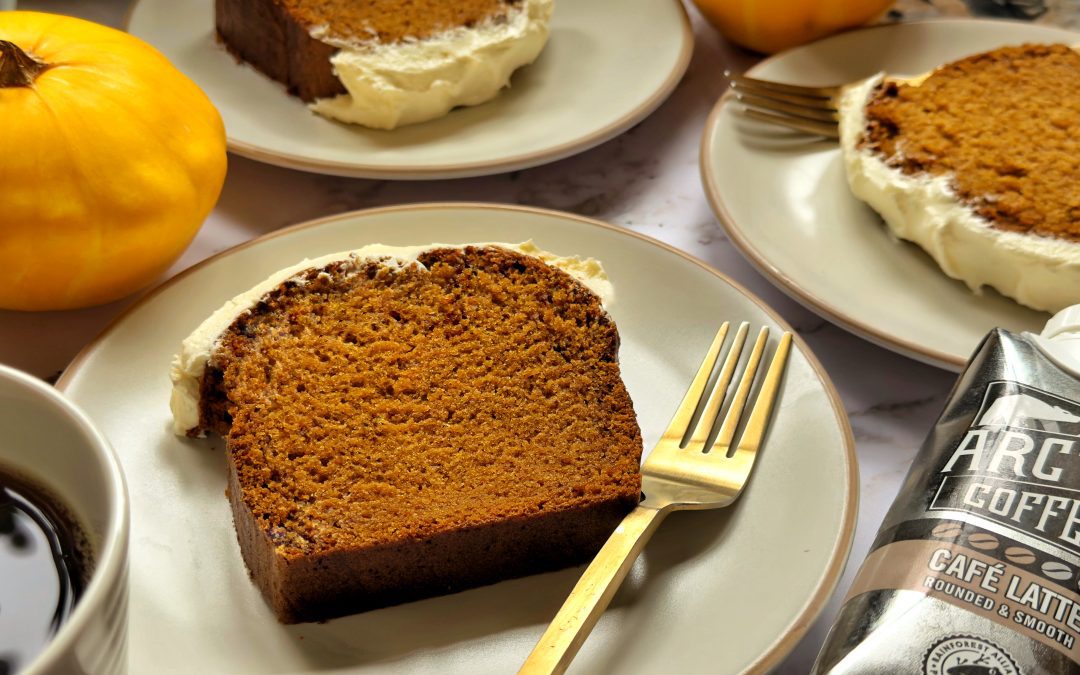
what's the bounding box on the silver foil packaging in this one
[814,309,1080,674]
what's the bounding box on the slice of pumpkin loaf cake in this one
[169,242,642,623]
[839,43,1080,312]
[215,0,553,128]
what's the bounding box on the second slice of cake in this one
[216,0,554,129]
[169,243,643,623]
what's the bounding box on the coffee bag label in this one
[932,381,1080,553]
[814,330,1080,674]
[848,538,1080,660]
[850,380,1080,663]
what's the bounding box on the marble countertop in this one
[1,1,991,672]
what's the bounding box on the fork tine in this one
[712,327,770,455]
[741,108,841,140]
[518,329,793,675]
[735,92,839,122]
[726,332,793,462]
[661,322,729,447]
[728,73,839,99]
[728,71,843,139]
[732,85,839,111]
[684,322,749,450]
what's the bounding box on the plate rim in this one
[699,17,1080,372]
[123,0,694,180]
[55,202,858,672]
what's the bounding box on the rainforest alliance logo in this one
[923,635,1020,675]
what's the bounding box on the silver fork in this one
[727,71,844,139]
[519,322,793,674]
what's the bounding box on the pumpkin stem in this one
[0,40,51,88]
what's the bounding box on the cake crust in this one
[216,0,346,101]
[191,245,643,622]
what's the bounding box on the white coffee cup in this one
[0,364,129,675]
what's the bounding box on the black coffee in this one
[0,468,90,674]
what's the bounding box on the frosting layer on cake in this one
[309,0,553,129]
[169,241,610,435]
[839,74,1080,313]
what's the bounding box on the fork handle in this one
[518,504,669,674]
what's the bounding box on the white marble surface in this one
[0,1,965,672]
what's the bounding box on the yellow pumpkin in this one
[0,12,227,311]
[692,0,895,54]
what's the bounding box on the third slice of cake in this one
[169,242,642,623]
[216,0,553,129]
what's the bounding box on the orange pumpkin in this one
[0,12,227,311]
[692,0,895,54]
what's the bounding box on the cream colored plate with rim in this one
[125,0,691,180]
[701,20,1078,372]
[57,204,856,674]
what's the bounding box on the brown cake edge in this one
[227,463,639,623]
[215,0,347,102]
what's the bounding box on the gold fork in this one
[519,322,793,674]
[726,71,845,139]
[730,43,1080,138]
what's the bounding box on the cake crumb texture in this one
[861,44,1080,242]
[215,0,531,102]
[202,246,642,621]
[282,0,520,44]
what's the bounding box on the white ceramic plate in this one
[125,0,691,180]
[701,20,1078,371]
[57,204,855,674]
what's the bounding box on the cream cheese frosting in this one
[839,75,1080,314]
[169,241,611,435]
[308,0,553,129]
